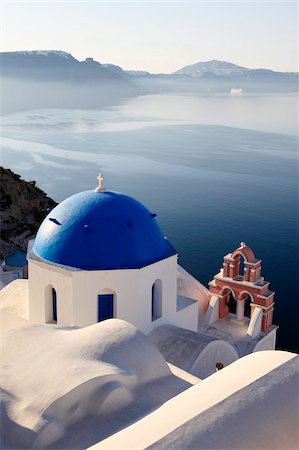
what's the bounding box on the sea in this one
[1,93,298,352]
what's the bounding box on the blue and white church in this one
[2,175,278,378]
[27,175,200,333]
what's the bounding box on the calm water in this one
[1,94,298,352]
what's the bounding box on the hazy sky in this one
[1,1,298,73]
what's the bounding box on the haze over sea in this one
[1,93,298,351]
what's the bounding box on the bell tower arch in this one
[208,243,275,335]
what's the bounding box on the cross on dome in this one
[97,173,104,189]
[94,173,104,193]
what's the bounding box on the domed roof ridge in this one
[33,189,176,270]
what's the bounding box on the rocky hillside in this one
[0,167,57,259]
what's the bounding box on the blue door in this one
[98,294,114,322]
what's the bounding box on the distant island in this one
[0,51,297,112]
[0,51,137,113]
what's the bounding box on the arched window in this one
[52,288,57,322]
[227,290,236,314]
[240,292,253,318]
[151,279,162,321]
[45,285,57,323]
[231,253,246,281]
[239,255,245,279]
[223,288,236,314]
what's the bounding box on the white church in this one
[0,176,298,450]
[28,174,195,333]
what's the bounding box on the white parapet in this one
[177,264,210,316]
[89,351,298,450]
[204,295,219,325]
[247,306,263,339]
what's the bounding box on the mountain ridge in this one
[2,51,297,75]
[0,51,297,112]
[173,60,249,76]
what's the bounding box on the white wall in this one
[137,256,177,333]
[253,328,277,352]
[72,268,140,327]
[137,257,198,334]
[170,302,198,333]
[72,256,183,333]
[28,255,197,334]
[28,259,73,326]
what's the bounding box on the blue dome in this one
[33,190,176,270]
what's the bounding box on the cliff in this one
[0,167,57,260]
